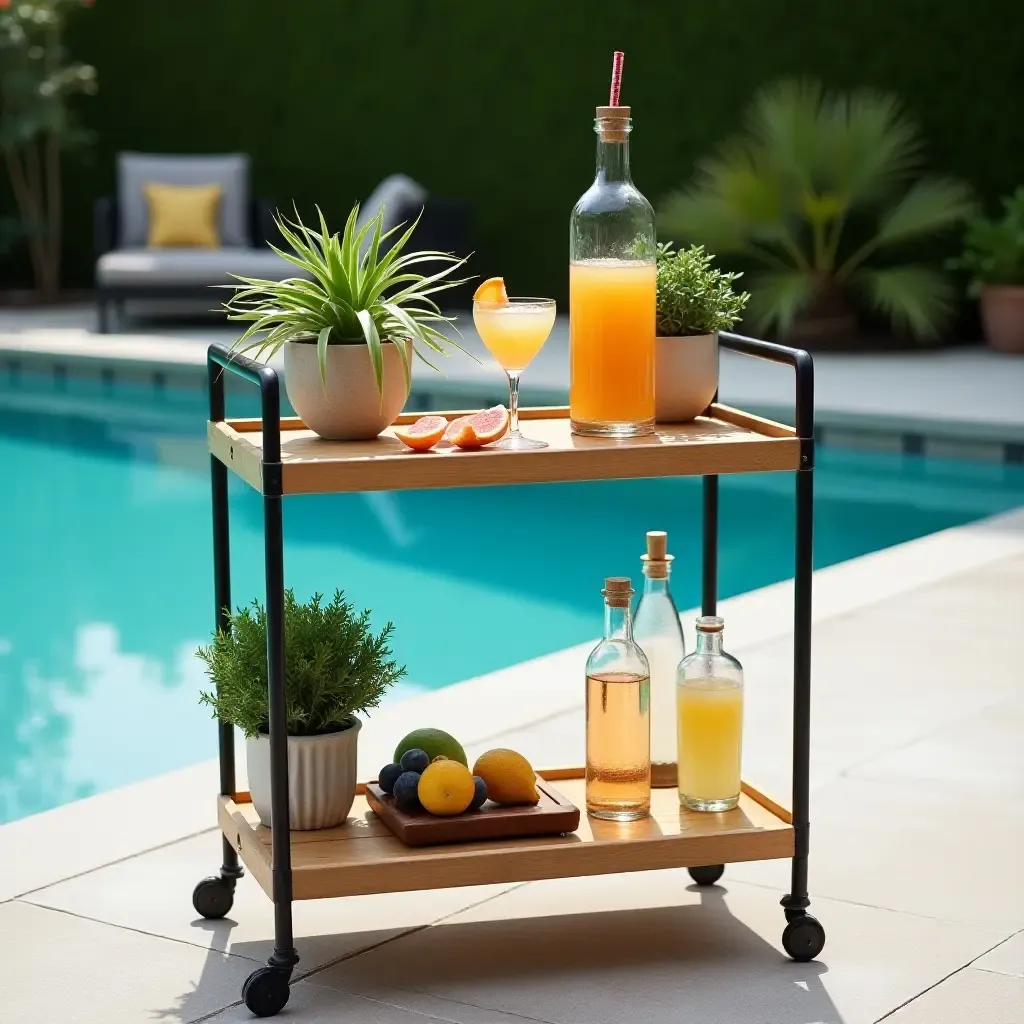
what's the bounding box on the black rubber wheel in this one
[242,967,291,1018]
[782,913,826,962]
[688,864,725,886]
[192,876,234,920]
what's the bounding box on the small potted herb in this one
[197,590,404,830]
[949,188,1024,353]
[655,243,749,422]
[224,203,470,440]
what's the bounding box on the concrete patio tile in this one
[974,931,1024,979]
[201,978,534,1022]
[0,899,252,1023]
[310,869,1004,1024]
[25,830,519,974]
[884,967,1024,1023]
[727,775,1024,930]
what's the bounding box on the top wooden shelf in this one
[208,404,800,495]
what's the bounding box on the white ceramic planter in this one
[655,333,719,423]
[246,718,361,831]
[283,339,412,440]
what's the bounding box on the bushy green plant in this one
[656,242,749,336]
[197,590,404,738]
[224,202,471,396]
[949,187,1024,296]
[659,79,976,340]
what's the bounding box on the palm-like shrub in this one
[197,590,404,738]
[224,203,469,396]
[659,80,976,341]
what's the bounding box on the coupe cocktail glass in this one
[473,296,556,450]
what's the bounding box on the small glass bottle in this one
[585,576,651,820]
[633,531,686,788]
[569,103,657,437]
[677,616,744,812]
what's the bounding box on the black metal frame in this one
[204,329,817,1009]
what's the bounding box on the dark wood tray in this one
[365,775,581,847]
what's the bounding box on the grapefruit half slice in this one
[449,405,510,449]
[393,415,448,451]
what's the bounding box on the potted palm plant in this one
[949,188,1024,353]
[224,203,469,439]
[655,242,749,422]
[659,80,976,347]
[197,590,404,830]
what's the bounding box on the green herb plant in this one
[223,202,471,397]
[949,187,1024,296]
[659,79,976,340]
[197,590,405,738]
[656,242,749,336]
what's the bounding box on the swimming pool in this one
[3,369,1024,823]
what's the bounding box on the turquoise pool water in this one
[2,370,1024,824]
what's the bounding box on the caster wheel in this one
[785,907,806,924]
[688,864,725,886]
[242,966,291,1018]
[782,913,826,962]
[192,876,234,920]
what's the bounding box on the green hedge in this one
[7,0,1023,304]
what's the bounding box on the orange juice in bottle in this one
[569,52,656,437]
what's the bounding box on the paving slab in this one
[0,899,254,1023]
[26,830,519,974]
[974,930,1024,980]
[883,966,1024,1023]
[310,869,1005,1024]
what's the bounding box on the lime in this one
[394,728,467,767]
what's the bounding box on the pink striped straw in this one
[609,50,624,106]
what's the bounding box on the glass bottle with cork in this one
[585,576,651,820]
[569,50,656,437]
[633,531,686,787]
[677,616,744,811]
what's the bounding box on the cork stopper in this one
[596,104,631,143]
[696,615,725,633]
[641,530,673,579]
[602,576,633,607]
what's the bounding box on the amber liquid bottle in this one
[585,577,651,820]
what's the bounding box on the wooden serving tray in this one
[365,775,581,847]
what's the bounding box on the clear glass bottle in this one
[677,616,744,812]
[569,104,656,437]
[633,531,686,788]
[585,576,651,820]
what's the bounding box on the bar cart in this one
[192,333,823,1018]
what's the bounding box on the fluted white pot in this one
[655,333,719,423]
[246,718,361,831]
[284,339,412,440]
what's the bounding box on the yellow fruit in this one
[432,754,448,763]
[472,748,539,805]
[417,760,475,816]
[473,277,508,304]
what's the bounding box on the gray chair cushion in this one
[97,247,308,288]
[357,174,427,237]
[117,153,250,249]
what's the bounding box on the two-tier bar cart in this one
[192,333,824,1017]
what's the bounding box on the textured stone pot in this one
[246,718,361,831]
[980,286,1024,354]
[655,333,719,422]
[283,339,412,440]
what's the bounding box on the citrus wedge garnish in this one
[473,277,509,304]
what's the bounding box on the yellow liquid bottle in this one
[569,104,656,437]
[677,616,744,812]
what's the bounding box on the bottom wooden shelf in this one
[218,770,794,902]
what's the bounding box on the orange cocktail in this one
[569,258,656,432]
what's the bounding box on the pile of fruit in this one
[378,727,540,817]
[393,406,509,452]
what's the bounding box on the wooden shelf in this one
[208,404,800,495]
[219,770,794,902]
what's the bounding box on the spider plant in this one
[659,80,977,341]
[224,202,471,395]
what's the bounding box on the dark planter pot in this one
[980,286,1024,354]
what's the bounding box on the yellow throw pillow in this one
[144,182,223,248]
